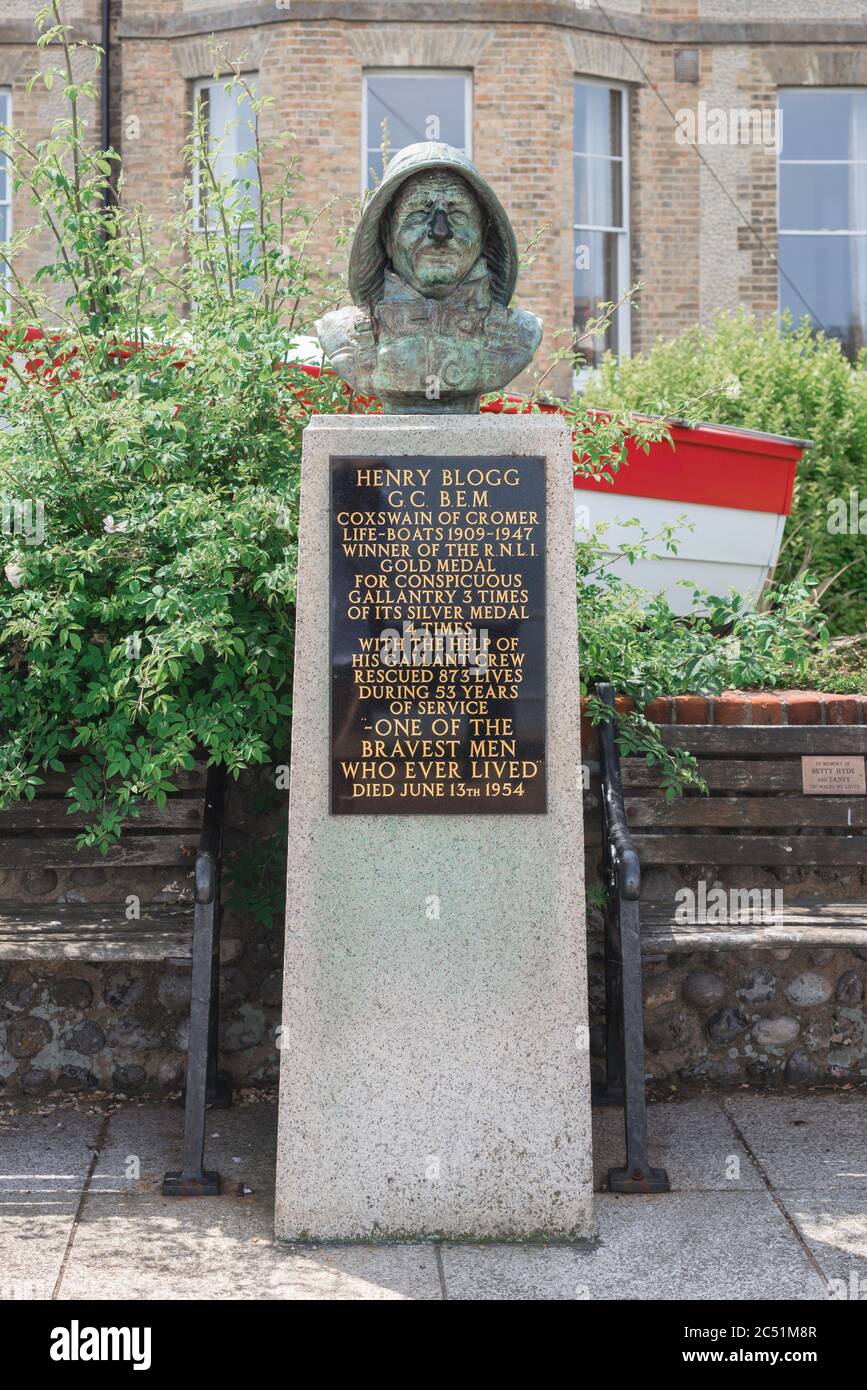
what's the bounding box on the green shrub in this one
[0,12,357,844]
[0,7,854,847]
[585,309,867,637]
[577,520,825,703]
[577,518,829,796]
[0,8,662,840]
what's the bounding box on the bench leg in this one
[607,898,671,1195]
[593,902,626,1107]
[176,898,232,1111]
[162,897,222,1196]
[205,897,232,1109]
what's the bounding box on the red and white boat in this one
[570,417,809,612]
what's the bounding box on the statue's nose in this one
[429,207,453,242]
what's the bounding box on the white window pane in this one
[779,233,867,357]
[238,222,258,293]
[777,89,867,357]
[780,161,867,232]
[574,229,624,368]
[573,81,628,370]
[574,155,623,229]
[365,74,467,185]
[574,83,622,158]
[780,89,867,162]
[197,80,258,210]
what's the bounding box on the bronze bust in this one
[316,142,543,413]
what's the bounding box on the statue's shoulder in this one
[316,306,376,393]
[508,306,544,355]
[316,306,371,358]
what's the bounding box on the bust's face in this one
[385,171,484,299]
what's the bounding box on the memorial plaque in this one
[330,454,546,814]
[802,755,867,795]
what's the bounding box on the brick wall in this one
[0,768,285,1099]
[1,694,863,1099]
[631,46,702,352]
[643,689,865,728]
[582,690,866,760]
[581,689,867,1090]
[4,2,867,376]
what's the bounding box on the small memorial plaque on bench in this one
[801,755,867,795]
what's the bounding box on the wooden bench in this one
[594,681,867,1195]
[0,762,230,1196]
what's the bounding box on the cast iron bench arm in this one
[595,682,641,902]
[162,758,230,1197]
[195,763,228,905]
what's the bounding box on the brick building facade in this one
[3,1,866,393]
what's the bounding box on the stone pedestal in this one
[275,413,595,1241]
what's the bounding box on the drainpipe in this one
[101,0,110,152]
[101,0,114,213]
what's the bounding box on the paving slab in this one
[58,1102,441,1299]
[593,1097,764,1192]
[442,1193,826,1300]
[59,1190,442,1300]
[0,1107,103,1300]
[3,1092,863,1301]
[87,1100,276,1198]
[776,1191,867,1299]
[724,1095,867,1192]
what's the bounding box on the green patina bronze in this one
[316,142,543,414]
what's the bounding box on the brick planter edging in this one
[580,690,865,758]
[642,690,865,727]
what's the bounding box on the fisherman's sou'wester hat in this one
[348,142,519,310]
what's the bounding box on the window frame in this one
[776,86,867,353]
[361,68,473,193]
[777,85,867,237]
[190,74,258,229]
[572,75,632,372]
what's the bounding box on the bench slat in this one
[0,905,193,961]
[32,765,208,796]
[632,832,865,865]
[626,796,867,828]
[623,761,807,791]
[657,726,867,755]
[0,801,204,832]
[0,835,197,868]
[639,898,867,952]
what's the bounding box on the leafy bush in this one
[585,309,867,637]
[0,6,853,849]
[0,11,357,844]
[0,8,664,841]
[801,641,867,695]
[577,518,829,795]
[577,520,825,702]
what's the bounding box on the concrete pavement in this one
[0,1091,864,1300]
